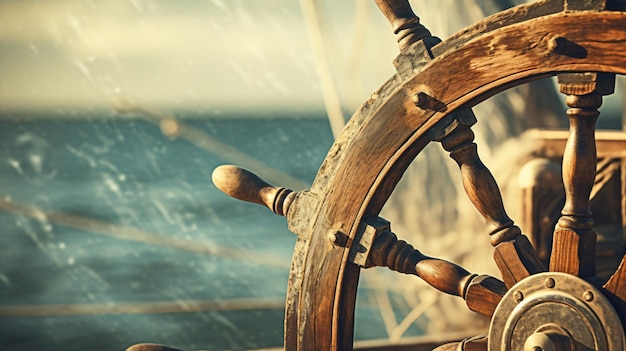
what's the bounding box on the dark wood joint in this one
[549,72,617,277]
[494,235,546,288]
[557,72,616,96]
[374,0,441,78]
[563,0,626,11]
[348,217,390,267]
[427,108,477,142]
[464,275,507,319]
[549,37,588,59]
[564,0,608,11]
[550,228,597,277]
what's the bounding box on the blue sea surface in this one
[0,113,334,350]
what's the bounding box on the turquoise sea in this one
[0,112,337,351]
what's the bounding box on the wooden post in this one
[550,72,616,278]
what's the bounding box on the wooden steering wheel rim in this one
[283,10,626,351]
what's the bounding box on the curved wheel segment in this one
[213,1,626,350]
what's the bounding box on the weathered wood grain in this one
[603,254,626,327]
[549,73,615,278]
[429,108,545,286]
[283,11,626,351]
[366,230,473,297]
[464,275,506,319]
[493,236,545,288]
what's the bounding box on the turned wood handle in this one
[374,0,432,50]
[369,231,474,297]
[375,0,418,32]
[212,165,294,216]
[558,93,600,229]
[362,227,505,317]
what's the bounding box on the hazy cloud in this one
[0,0,330,111]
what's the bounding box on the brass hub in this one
[488,272,625,351]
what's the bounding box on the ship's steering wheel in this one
[210,0,626,350]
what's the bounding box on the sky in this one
[1,0,619,119]
[0,0,401,113]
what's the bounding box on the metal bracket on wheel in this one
[348,217,390,267]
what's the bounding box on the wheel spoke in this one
[429,108,545,287]
[349,217,506,319]
[367,230,473,297]
[603,254,626,325]
[604,254,626,300]
[374,0,434,51]
[549,72,616,278]
[209,2,626,347]
[464,275,507,319]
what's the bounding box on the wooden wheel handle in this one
[374,0,433,50]
[212,165,295,216]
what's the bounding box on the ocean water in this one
[0,113,345,351]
